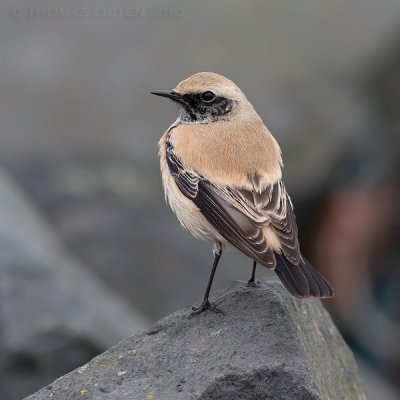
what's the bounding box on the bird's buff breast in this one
[158,130,226,245]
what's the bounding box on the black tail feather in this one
[274,253,310,298]
[274,253,334,299]
[299,256,334,298]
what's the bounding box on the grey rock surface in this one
[0,171,150,400]
[27,281,366,400]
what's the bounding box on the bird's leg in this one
[247,260,258,287]
[191,247,223,315]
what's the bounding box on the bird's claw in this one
[247,279,259,288]
[190,300,224,317]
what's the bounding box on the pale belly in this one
[161,152,226,245]
[159,132,226,249]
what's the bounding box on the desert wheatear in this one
[152,72,333,314]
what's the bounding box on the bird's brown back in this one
[170,115,282,190]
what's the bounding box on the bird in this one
[152,72,334,314]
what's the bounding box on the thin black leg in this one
[247,260,257,287]
[191,250,223,315]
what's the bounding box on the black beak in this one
[151,90,184,102]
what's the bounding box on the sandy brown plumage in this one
[154,72,333,310]
[170,117,282,188]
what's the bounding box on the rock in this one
[26,281,366,400]
[0,171,150,400]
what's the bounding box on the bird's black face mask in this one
[151,90,236,123]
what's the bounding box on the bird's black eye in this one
[200,91,216,102]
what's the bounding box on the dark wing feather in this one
[230,181,300,264]
[194,180,276,267]
[166,142,334,298]
[166,142,275,267]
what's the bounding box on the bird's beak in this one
[151,90,184,102]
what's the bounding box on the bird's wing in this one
[166,142,300,267]
[167,142,335,299]
[224,181,300,265]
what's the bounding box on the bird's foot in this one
[247,278,259,287]
[190,300,224,317]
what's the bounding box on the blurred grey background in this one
[0,1,399,398]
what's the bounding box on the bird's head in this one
[151,72,254,124]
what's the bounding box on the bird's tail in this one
[274,253,334,299]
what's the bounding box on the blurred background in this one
[0,0,399,398]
